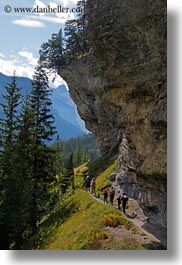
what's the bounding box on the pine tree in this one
[81,151,89,164]
[61,154,74,194]
[0,72,22,249]
[29,64,57,231]
[67,153,75,191]
[39,29,65,72]
[73,144,82,167]
[31,64,56,144]
[39,1,89,71]
[52,135,63,177]
[13,94,35,245]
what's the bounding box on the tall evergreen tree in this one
[61,154,74,194]
[52,135,64,177]
[73,144,82,167]
[13,94,35,245]
[29,64,56,230]
[0,72,22,249]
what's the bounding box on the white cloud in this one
[0,58,35,79]
[53,0,78,5]
[0,53,5,58]
[34,0,47,8]
[49,1,57,8]
[0,57,66,88]
[12,19,46,28]
[11,0,78,28]
[31,0,76,24]
[32,15,66,24]
[18,51,38,66]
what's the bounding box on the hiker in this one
[90,178,96,195]
[117,194,121,210]
[84,175,90,192]
[103,188,108,204]
[121,192,129,214]
[109,186,115,206]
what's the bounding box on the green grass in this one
[21,160,165,250]
[38,189,146,250]
[96,159,117,193]
[74,162,88,188]
[22,187,162,250]
[42,189,118,250]
[88,148,118,178]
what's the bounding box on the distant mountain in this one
[0,72,88,140]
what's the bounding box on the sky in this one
[0,0,78,87]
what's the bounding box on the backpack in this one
[122,195,128,202]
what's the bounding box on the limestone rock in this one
[108,173,117,182]
[59,0,167,227]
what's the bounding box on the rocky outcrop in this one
[59,0,167,227]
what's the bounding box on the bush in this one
[103,213,133,228]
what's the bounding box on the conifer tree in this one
[73,144,82,167]
[61,153,74,194]
[29,64,56,230]
[39,29,65,72]
[13,94,35,244]
[67,153,75,191]
[0,72,22,249]
[52,135,64,176]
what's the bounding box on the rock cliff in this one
[59,0,167,227]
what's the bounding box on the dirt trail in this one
[89,192,167,248]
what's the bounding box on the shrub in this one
[103,213,133,228]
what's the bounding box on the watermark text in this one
[4,5,83,14]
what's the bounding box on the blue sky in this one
[0,0,78,86]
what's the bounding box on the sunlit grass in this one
[96,159,117,196]
[43,189,117,250]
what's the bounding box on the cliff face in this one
[60,0,167,227]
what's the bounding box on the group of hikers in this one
[103,187,128,214]
[84,175,129,215]
[84,175,96,194]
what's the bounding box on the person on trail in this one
[117,194,121,210]
[103,188,108,204]
[109,186,115,206]
[84,175,90,192]
[121,192,128,214]
[90,178,96,195]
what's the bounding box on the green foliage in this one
[63,1,89,64]
[39,29,65,72]
[0,67,60,249]
[103,213,133,228]
[41,189,117,250]
[0,72,22,249]
[95,159,117,193]
[30,64,56,143]
[74,162,88,188]
[62,133,99,166]
[61,154,74,193]
[34,189,143,250]
[88,150,118,179]
[39,1,89,70]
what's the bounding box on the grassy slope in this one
[43,189,130,250]
[23,160,165,250]
[39,160,146,250]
